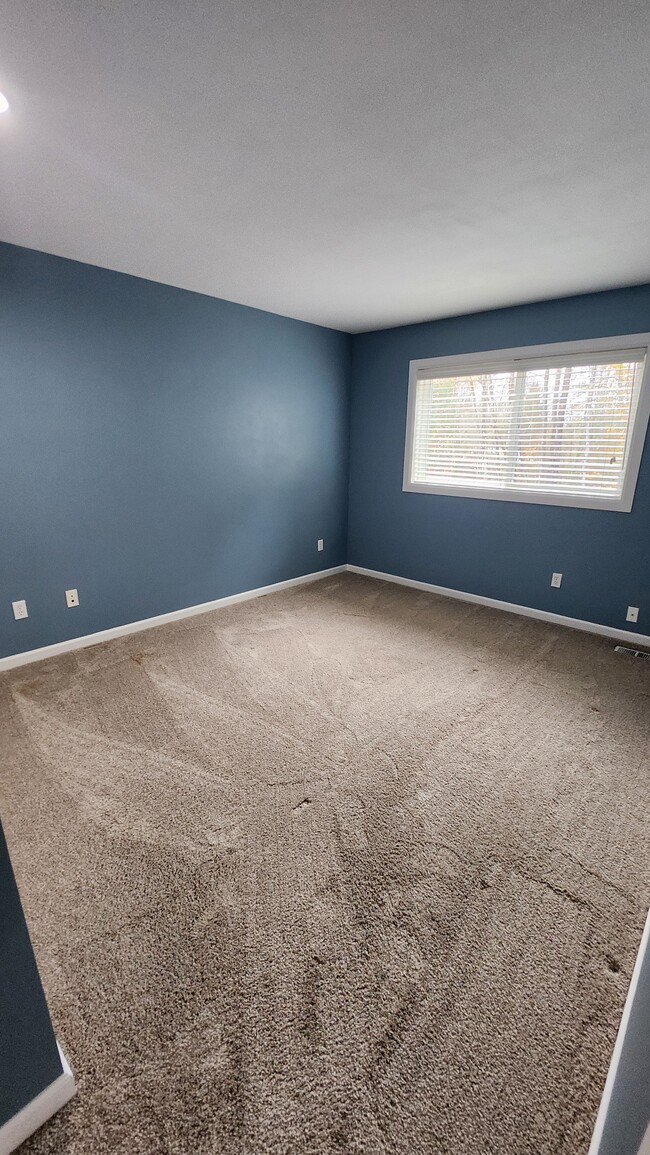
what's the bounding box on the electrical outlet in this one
[317,539,324,552]
[12,599,28,620]
[551,572,563,588]
[626,606,639,623]
[65,588,79,608]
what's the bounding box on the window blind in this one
[409,351,646,501]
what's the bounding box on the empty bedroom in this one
[1,2,650,1154]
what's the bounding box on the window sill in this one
[402,481,633,512]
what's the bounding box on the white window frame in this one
[402,334,650,513]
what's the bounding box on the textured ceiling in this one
[1,0,649,332]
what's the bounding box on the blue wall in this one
[3,243,650,658]
[0,821,63,1125]
[348,287,650,634]
[0,243,351,659]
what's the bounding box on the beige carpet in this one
[2,572,649,1155]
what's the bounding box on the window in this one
[403,336,650,511]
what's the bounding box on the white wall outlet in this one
[626,606,639,623]
[65,588,79,608]
[551,572,563,588]
[12,599,28,620]
[317,539,324,552]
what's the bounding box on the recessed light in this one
[0,93,9,114]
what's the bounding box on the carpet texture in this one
[1,572,649,1155]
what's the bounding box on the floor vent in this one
[615,645,650,661]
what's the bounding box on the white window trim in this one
[402,334,650,513]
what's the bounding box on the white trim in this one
[408,335,650,374]
[4,558,645,671]
[402,333,650,513]
[636,1122,650,1155]
[346,565,650,647]
[587,907,650,1155]
[0,1042,75,1155]
[0,566,345,672]
[402,481,643,512]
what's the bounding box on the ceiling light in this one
[0,93,9,113]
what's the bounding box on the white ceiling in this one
[1,0,649,333]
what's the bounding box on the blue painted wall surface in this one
[0,243,350,658]
[3,243,650,656]
[0,821,63,1125]
[348,287,650,634]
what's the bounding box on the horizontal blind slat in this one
[409,356,644,500]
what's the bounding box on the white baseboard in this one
[587,906,650,1155]
[0,566,346,673]
[0,1042,75,1155]
[3,559,646,672]
[346,565,650,648]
